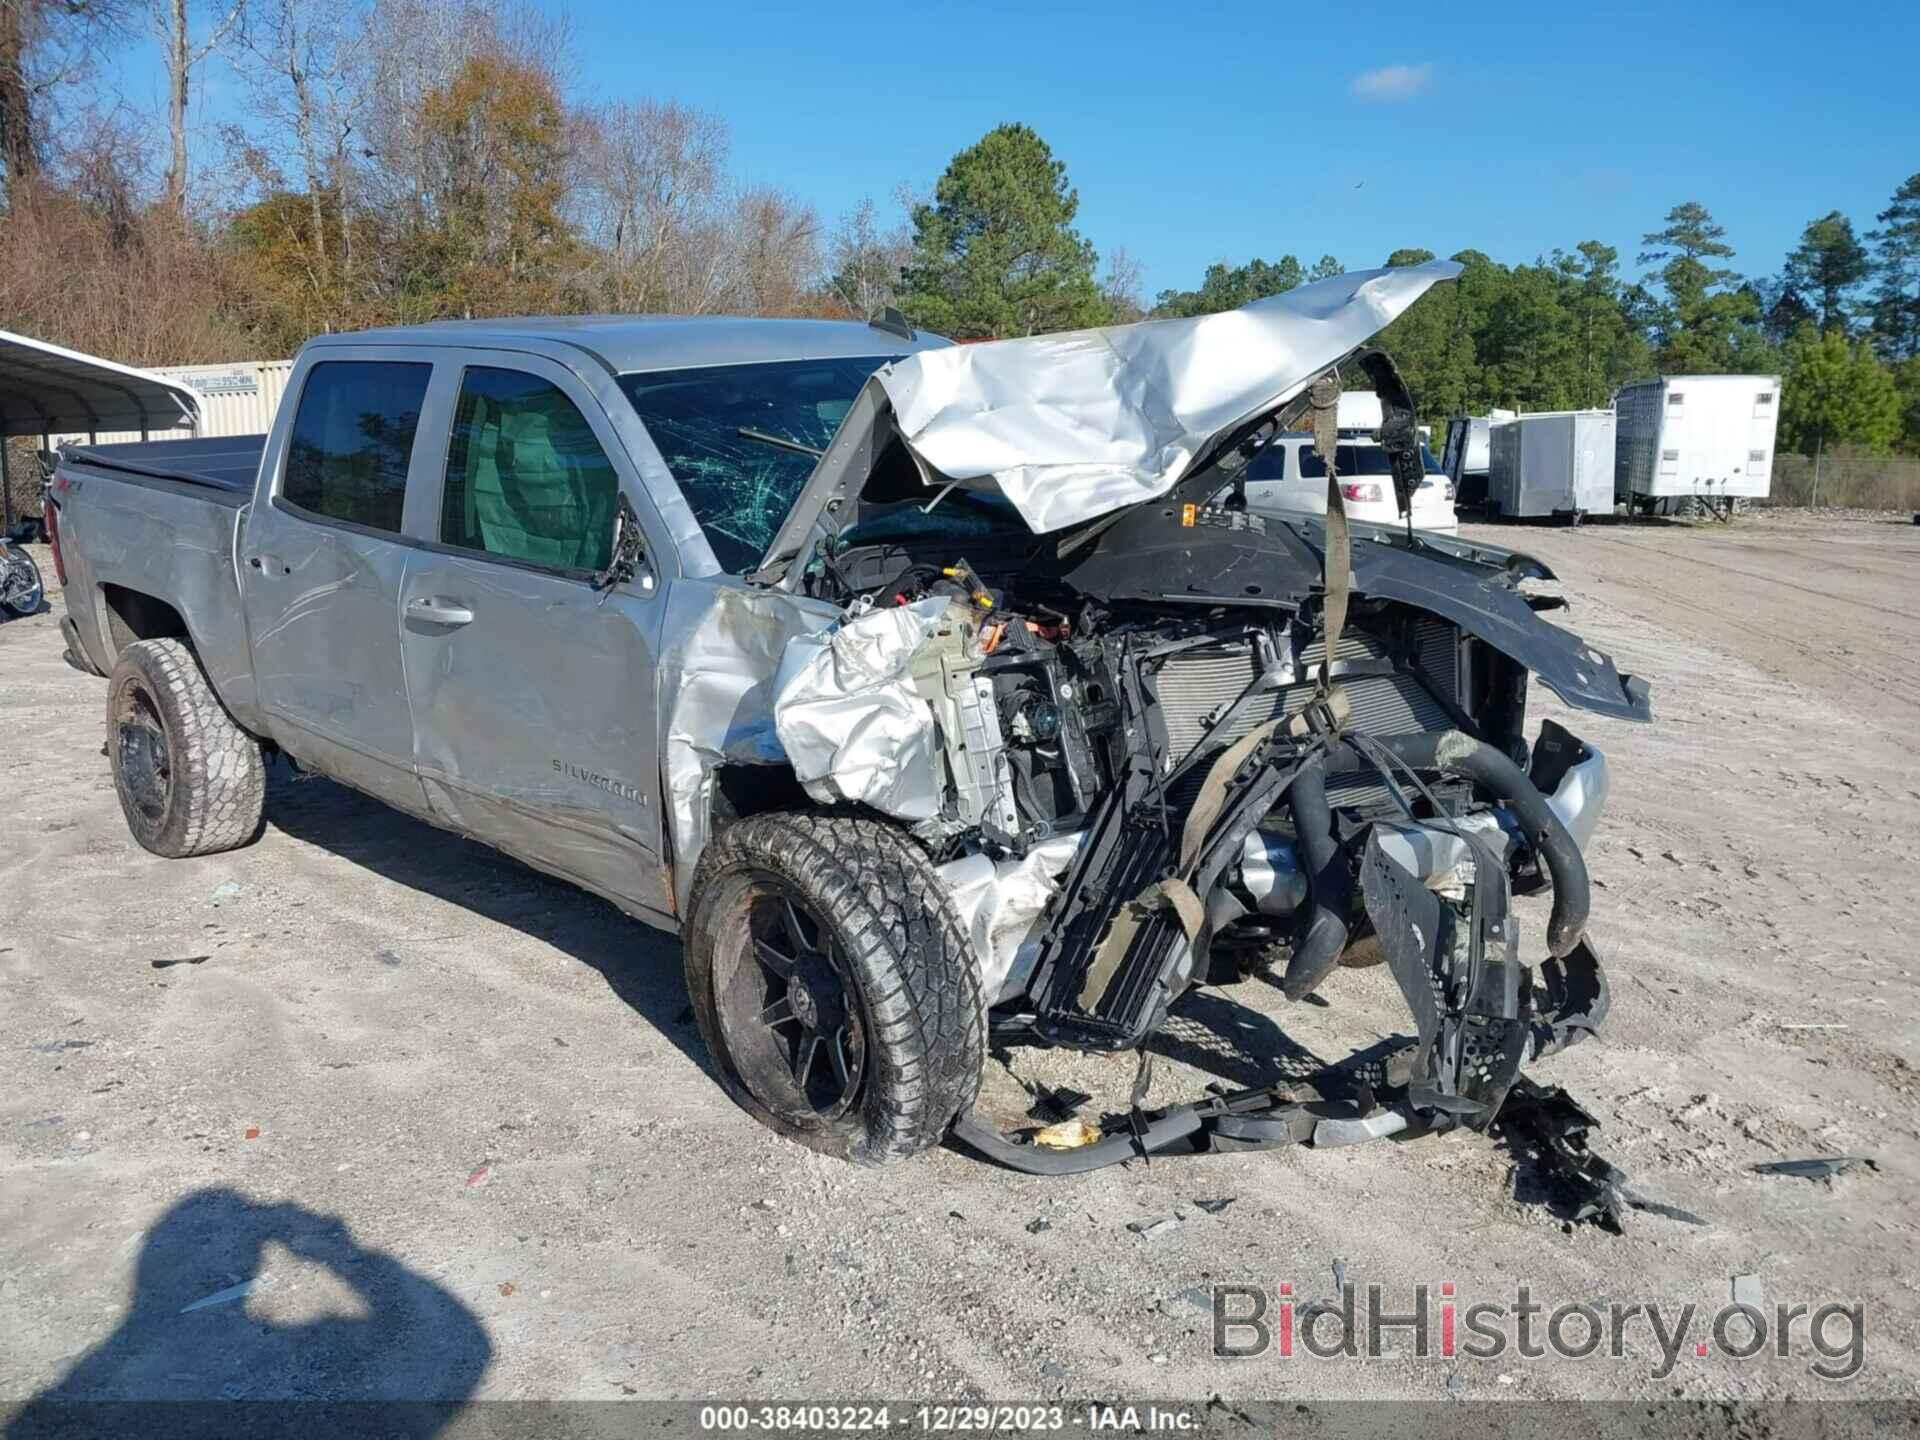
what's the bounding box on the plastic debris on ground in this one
[1032,1118,1101,1150]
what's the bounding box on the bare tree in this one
[231,0,363,274]
[0,0,128,189]
[824,196,910,318]
[357,0,568,232]
[575,97,726,311]
[1099,246,1146,324]
[728,185,820,315]
[151,0,244,210]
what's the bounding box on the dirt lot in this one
[4,510,1917,1406]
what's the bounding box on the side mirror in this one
[593,495,653,594]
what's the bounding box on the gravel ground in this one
[2,509,1916,1405]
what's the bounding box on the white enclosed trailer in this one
[1487,410,1616,521]
[1613,374,1780,515]
[1441,408,1515,507]
[1336,390,1383,433]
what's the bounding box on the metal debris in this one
[1750,1156,1879,1184]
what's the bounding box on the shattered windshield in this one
[619,356,897,573]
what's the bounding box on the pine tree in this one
[897,124,1106,339]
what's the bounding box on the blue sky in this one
[120,0,1920,300]
[559,0,1919,296]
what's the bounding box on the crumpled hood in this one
[875,260,1461,534]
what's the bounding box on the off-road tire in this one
[107,638,265,858]
[685,812,985,1165]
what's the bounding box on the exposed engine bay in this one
[765,405,1640,1219]
[753,276,1652,1224]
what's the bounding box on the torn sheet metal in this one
[876,261,1461,534]
[938,834,1084,1004]
[657,579,840,915]
[771,598,960,821]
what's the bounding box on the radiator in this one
[1152,627,1458,813]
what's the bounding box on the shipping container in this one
[50,359,291,446]
[1486,410,1616,521]
[1613,374,1780,513]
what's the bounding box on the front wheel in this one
[684,812,985,1165]
[107,638,265,857]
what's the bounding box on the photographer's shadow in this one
[9,1188,490,1437]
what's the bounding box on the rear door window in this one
[283,361,431,533]
[439,367,619,574]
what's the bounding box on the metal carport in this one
[0,330,203,530]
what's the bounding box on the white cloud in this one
[1351,63,1434,100]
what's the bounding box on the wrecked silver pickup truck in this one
[48,262,1649,1198]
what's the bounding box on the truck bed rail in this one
[61,435,266,494]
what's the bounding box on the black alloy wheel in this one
[726,874,869,1121]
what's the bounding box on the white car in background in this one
[1242,433,1459,534]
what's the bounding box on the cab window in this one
[440,367,618,573]
[283,361,431,532]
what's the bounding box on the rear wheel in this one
[107,638,265,857]
[685,812,984,1164]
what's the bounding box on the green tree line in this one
[1147,196,1920,457]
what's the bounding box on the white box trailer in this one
[1613,374,1780,514]
[1336,390,1382,433]
[1486,410,1616,520]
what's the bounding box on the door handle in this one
[406,597,474,626]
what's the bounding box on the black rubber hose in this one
[1281,751,1351,1000]
[1353,729,1591,958]
[1274,729,1591,997]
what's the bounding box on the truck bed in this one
[61,435,266,494]
[53,435,263,710]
